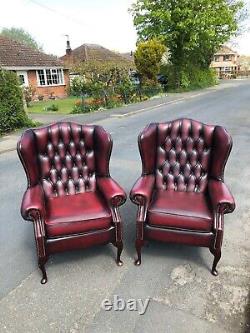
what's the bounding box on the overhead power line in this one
[28,0,88,28]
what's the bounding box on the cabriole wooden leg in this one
[113,240,123,266]
[210,214,223,276]
[38,257,48,284]
[135,239,144,266]
[33,215,48,284]
[211,249,221,276]
[135,218,145,265]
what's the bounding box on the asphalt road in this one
[0,79,249,333]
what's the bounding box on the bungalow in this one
[60,39,133,69]
[0,36,69,100]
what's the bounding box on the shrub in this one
[134,39,166,82]
[92,98,105,108]
[161,64,218,91]
[115,79,135,104]
[180,71,191,89]
[70,77,92,96]
[0,69,34,135]
[103,95,123,109]
[23,86,35,107]
[141,81,163,97]
[188,67,218,89]
[71,104,93,114]
[43,104,59,112]
[71,98,101,114]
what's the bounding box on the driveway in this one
[0,79,249,332]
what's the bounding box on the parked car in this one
[129,70,140,85]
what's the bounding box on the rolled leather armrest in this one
[208,179,235,214]
[21,184,46,221]
[97,177,127,207]
[130,175,155,206]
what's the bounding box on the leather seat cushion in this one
[45,192,112,237]
[148,190,213,232]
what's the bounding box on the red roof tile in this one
[60,43,133,66]
[0,36,63,68]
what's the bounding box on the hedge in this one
[0,69,34,135]
[161,64,218,91]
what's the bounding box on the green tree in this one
[134,38,166,82]
[1,27,42,51]
[131,0,244,87]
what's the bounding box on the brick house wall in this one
[27,69,69,100]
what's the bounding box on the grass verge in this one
[28,97,78,114]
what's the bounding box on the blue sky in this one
[0,0,249,56]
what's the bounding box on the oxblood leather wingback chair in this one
[130,119,235,275]
[18,122,126,284]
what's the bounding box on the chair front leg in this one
[135,205,146,266]
[111,207,123,266]
[32,211,48,284]
[210,212,224,276]
[115,237,123,267]
[211,247,222,276]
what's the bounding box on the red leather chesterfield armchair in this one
[130,118,235,275]
[18,122,126,284]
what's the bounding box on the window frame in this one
[223,55,231,62]
[36,68,65,87]
[19,74,25,85]
[17,71,29,87]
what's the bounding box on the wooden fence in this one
[219,70,250,79]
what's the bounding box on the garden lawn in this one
[27,97,78,114]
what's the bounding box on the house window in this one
[214,56,220,62]
[19,75,25,85]
[223,55,231,61]
[46,69,52,85]
[37,70,46,85]
[37,69,64,86]
[17,71,29,87]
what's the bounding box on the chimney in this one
[65,35,72,56]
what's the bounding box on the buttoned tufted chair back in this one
[139,118,232,193]
[18,122,112,198]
